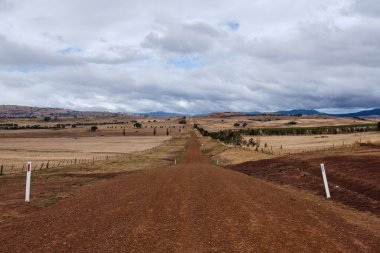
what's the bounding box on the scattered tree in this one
[134,122,142,128]
[43,117,51,122]
[90,126,98,132]
[179,117,187,124]
[248,138,256,147]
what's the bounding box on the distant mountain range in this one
[274,108,380,117]
[333,108,380,117]
[138,111,185,117]
[1,105,380,118]
[140,108,380,117]
[274,109,324,116]
[0,105,124,118]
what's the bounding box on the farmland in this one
[244,131,380,154]
[0,136,171,173]
[0,113,380,252]
[194,113,380,132]
[0,116,187,174]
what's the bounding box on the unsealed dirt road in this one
[1,134,380,252]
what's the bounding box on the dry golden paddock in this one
[0,114,380,252]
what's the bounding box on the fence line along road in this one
[0,153,127,176]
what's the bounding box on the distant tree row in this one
[194,122,380,146]
[194,124,244,146]
[0,120,130,130]
[239,124,378,136]
[0,124,70,130]
[179,117,187,124]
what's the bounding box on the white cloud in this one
[0,0,379,113]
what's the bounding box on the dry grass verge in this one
[0,132,190,222]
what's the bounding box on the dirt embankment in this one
[0,133,379,252]
[228,148,380,216]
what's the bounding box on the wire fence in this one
[0,139,173,176]
[0,154,129,176]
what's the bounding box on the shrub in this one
[233,123,240,127]
[179,118,187,124]
[134,122,142,128]
[285,121,297,125]
[90,126,98,132]
[378,122,380,131]
[248,138,256,147]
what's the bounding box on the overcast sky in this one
[0,0,379,114]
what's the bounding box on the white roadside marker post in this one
[25,162,32,202]
[174,158,177,165]
[320,163,331,199]
[216,160,219,165]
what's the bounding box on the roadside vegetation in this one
[194,123,380,147]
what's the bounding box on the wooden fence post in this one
[0,165,3,175]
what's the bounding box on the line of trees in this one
[239,123,378,136]
[0,121,131,130]
[194,124,244,146]
[194,122,380,146]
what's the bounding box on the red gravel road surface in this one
[1,134,380,252]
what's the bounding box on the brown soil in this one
[0,133,379,252]
[228,148,380,216]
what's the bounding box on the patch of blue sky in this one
[227,22,240,31]
[57,47,82,55]
[167,55,202,70]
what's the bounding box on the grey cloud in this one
[84,45,145,65]
[42,32,66,43]
[0,35,81,67]
[0,0,380,113]
[142,22,222,54]
[353,0,380,17]
[244,19,380,67]
[0,0,12,13]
